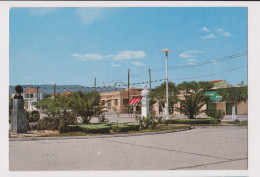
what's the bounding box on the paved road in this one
[9,126,247,171]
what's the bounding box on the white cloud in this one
[72,50,146,61]
[72,53,104,61]
[76,8,105,25]
[111,63,121,67]
[127,61,145,66]
[187,59,196,62]
[201,27,210,32]
[179,50,202,58]
[201,34,216,39]
[211,59,217,65]
[188,63,196,66]
[216,28,232,37]
[28,8,57,16]
[108,51,146,61]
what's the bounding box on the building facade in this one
[100,88,142,113]
[22,88,43,111]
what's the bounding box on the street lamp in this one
[162,49,171,120]
[27,83,31,111]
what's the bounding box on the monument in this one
[141,85,150,117]
[11,85,27,133]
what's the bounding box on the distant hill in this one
[9,84,124,96]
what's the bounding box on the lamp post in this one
[162,49,171,120]
[27,83,31,111]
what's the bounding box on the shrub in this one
[97,113,109,123]
[125,124,140,131]
[79,124,111,134]
[205,109,225,120]
[36,117,60,131]
[26,111,40,122]
[234,119,240,124]
[164,118,220,125]
[112,124,129,133]
[68,125,80,132]
[135,114,157,129]
[58,119,70,133]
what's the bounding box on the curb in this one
[9,127,193,141]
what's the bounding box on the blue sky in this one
[9,7,248,88]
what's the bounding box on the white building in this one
[22,88,43,111]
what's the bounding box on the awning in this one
[205,91,222,102]
[129,97,142,105]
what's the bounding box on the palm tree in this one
[175,92,209,119]
[69,91,103,124]
[175,81,213,119]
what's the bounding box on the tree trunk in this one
[232,104,236,120]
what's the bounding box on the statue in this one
[141,85,150,117]
[11,85,27,134]
[14,85,23,99]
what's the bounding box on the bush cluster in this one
[164,118,221,125]
[135,115,159,129]
[112,124,129,133]
[125,124,140,131]
[36,111,76,133]
[205,109,225,120]
[26,111,40,123]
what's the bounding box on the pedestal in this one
[11,99,27,133]
[141,97,150,117]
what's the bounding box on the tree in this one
[175,81,213,119]
[217,86,248,120]
[34,95,76,133]
[69,91,104,124]
[149,82,179,114]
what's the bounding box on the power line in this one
[151,52,247,72]
[169,64,247,81]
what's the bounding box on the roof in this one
[209,79,232,88]
[209,79,225,83]
[60,91,74,95]
[23,88,42,93]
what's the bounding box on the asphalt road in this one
[9,126,247,171]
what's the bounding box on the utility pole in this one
[94,78,96,92]
[36,86,39,102]
[149,68,151,91]
[36,86,39,110]
[54,83,56,100]
[128,69,130,114]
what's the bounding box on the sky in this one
[9,7,248,88]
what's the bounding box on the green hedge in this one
[68,125,80,132]
[125,124,140,131]
[165,118,221,125]
[69,124,111,134]
[112,124,129,132]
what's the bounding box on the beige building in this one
[100,88,142,113]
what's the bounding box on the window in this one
[123,99,129,105]
[24,94,33,98]
[101,100,105,106]
[114,99,118,105]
